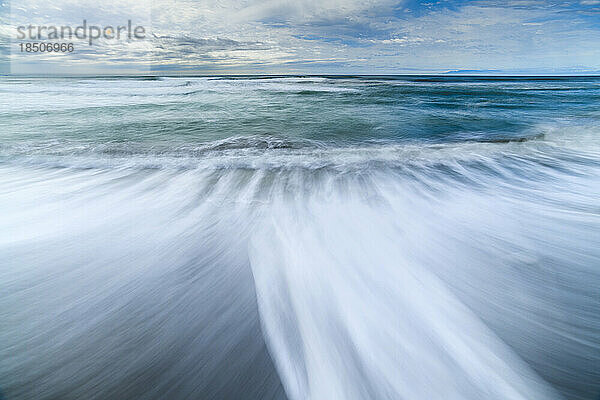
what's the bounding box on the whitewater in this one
[0,76,599,400]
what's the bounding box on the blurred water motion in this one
[0,76,599,400]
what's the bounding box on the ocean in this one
[0,76,599,400]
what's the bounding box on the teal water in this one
[0,76,598,155]
[0,76,599,400]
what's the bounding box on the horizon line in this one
[2,73,600,78]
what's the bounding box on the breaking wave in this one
[1,76,599,400]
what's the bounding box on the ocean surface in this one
[0,76,599,400]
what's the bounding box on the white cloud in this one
[4,0,600,74]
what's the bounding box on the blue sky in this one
[2,0,600,74]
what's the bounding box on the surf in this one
[1,76,599,400]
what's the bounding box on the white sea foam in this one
[1,146,598,399]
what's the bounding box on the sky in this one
[1,0,600,74]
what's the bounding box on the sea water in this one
[0,76,599,400]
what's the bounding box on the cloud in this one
[4,0,600,74]
[152,35,269,51]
